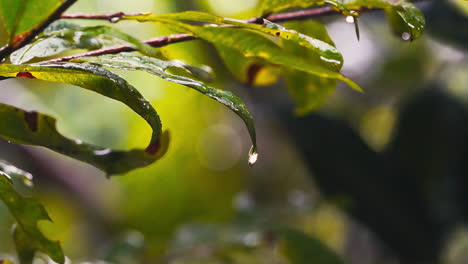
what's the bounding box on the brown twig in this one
[61,11,150,22]
[47,6,347,63]
[6,0,431,64]
[0,0,79,61]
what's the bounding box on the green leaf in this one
[257,0,425,40]
[215,43,281,85]
[126,11,343,70]
[384,1,425,41]
[74,53,258,162]
[0,0,62,44]
[0,160,33,188]
[0,171,64,264]
[0,63,168,175]
[11,22,160,64]
[143,19,362,91]
[279,228,346,264]
[259,0,345,16]
[282,21,338,114]
[342,0,425,40]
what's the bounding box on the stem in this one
[11,0,431,64]
[0,0,79,61]
[61,11,150,22]
[47,6,347,63]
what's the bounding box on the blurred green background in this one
[1,0,468,263]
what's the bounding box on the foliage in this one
[0,0,440,263]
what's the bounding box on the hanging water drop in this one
[346,15,354,23]
[402,32,411,41]
[248,151,258,166]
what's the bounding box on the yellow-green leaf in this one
[75,53,258,162]
[126,11,343,70]
[124,18,362,91]
[282,20,338,114]
[11,21,159,64]
[0,63,168,175]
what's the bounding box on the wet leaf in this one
[0,0,62,44]
[123,18,362,91]
[259,0,343,16]
[0,171,64,264]
[216,44,281,86]
[257,0,425,41]
[0,160,33,188]
[279,228,346,264]
[343,0,425,40]
[384,1,425,41]
[75,53,257,161]
[126,11,343,70]
[0,63,167,175]
[282,21,338,114]
[11,22,159,64]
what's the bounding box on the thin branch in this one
[0,0,79,61]
[47,6,348,63]
[61,11,150,22]
[34,0,431,64]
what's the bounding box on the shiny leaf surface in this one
[125,18,362,91]
[75,53,257,161]
[384,1,425,41]
[126,11,343,70]
[11,22,159,64]
[282,20,338,114]
[0,63,167,175]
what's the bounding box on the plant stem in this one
[0,0,79,61]
[46,6,355,63]
[13,0,431,64]
[61,11,150,22]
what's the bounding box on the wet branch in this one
[61,11,151,22]
[47,6,346,63]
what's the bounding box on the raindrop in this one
[110,17,121,23]
[248,151,258,166]
[402,32,411,41]
[346,16,354,24]
[94,148,111,156]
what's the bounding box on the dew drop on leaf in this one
[346,16,354,23]
[402,32,411,41]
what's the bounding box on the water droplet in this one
[346,16,354,24]
[248,151,258,166]
[94,148,111,156]
[402,32,411,41]
[110,17,121,23]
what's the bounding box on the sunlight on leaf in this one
[0,63,168,175]
[75,53,257,162]
[11,21,159,64]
